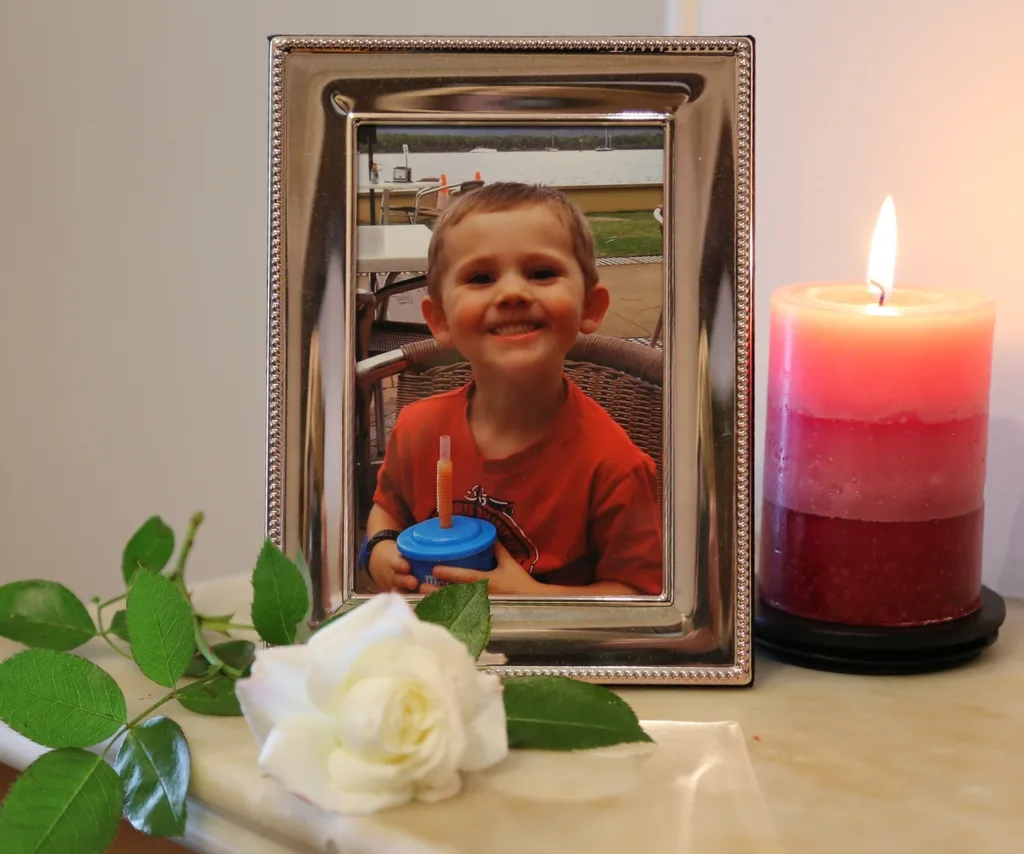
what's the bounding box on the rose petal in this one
[309,627,466,720]
[408,618,492,712]
[307,593,411,651]
[327,742,463,809]
[240,591,511,817]
[257,716,339,812]
[235,644,320,745]
[306,617,421,714]
[333,785,415,815]
[413,767,462,804]
[333,673,466,789]
[459,674,509,771]
[326,745,417,813]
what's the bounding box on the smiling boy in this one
[361,182,663,596]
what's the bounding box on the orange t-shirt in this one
[373,377,663,595]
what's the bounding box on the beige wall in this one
[696,0,1024,598]
[0,0,670,601]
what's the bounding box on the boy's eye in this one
[530,268,559,280]
[466,272,494,285]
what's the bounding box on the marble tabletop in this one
[1,574,1022,854]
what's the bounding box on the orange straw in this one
[437,435,453,528]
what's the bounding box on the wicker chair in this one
[355,333,664,510]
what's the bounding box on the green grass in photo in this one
[586,211,663,258]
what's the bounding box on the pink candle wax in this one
[759,282,996,626]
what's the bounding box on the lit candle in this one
[759,197,997,627]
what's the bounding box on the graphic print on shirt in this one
[430,484,540,574]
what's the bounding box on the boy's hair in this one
[425,181,599,301]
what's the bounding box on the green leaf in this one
[176,675,243,716]
[122,516,175,584]
[502,676,653,751]
[414,579,491,658]
[0,650,127,748]
[183,640,255,678]
[0,747,123,854]
[250,539,308,646]
[107,610,130,643]
[182,652,205,678]
[115,716,190,837]
[0,581,96,651]
[126,570,195,688]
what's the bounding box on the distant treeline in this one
[363,132,664,153]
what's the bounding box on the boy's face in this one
[421,204,609,382]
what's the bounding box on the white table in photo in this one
[357,224,431,276]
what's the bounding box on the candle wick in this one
[869,278,886,306]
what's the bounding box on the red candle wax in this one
[759,282,996,627]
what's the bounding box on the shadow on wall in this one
[985,344,1024,598]
[989,412,1024,599]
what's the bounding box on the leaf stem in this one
[162,520,245,680]
[94,602,133,661]
[100,669,222,760]
[167,511,205,584]
[99,592,127,610]
[198,618,257,635]
[193,622,246,679]
[98,632,133,660]
[94,592,128,628]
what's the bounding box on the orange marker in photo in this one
[437,434,453,529]
[438,173,449,209]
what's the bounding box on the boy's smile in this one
[421,204,609,382]
[488,321,543,338]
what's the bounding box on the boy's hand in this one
[419,541,542,595]
[368,539,419,592]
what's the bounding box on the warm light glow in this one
[867,196,897,303]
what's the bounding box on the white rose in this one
[234,592,508,814]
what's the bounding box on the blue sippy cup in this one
[397,516,497,588]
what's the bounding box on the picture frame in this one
[265,36,755,685]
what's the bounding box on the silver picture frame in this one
[265,35,755,685]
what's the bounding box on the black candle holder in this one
[754,583,1006,675]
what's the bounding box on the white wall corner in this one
[664,0,700,34]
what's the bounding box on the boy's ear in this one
[421,295,453,347]
[579,283,610,335]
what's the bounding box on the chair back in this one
[392,334,663,487]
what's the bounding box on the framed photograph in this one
[265,36,754,685]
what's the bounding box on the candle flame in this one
[867,196,897,304]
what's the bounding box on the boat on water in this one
[596,128,613,151]
[469,146,498,153]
